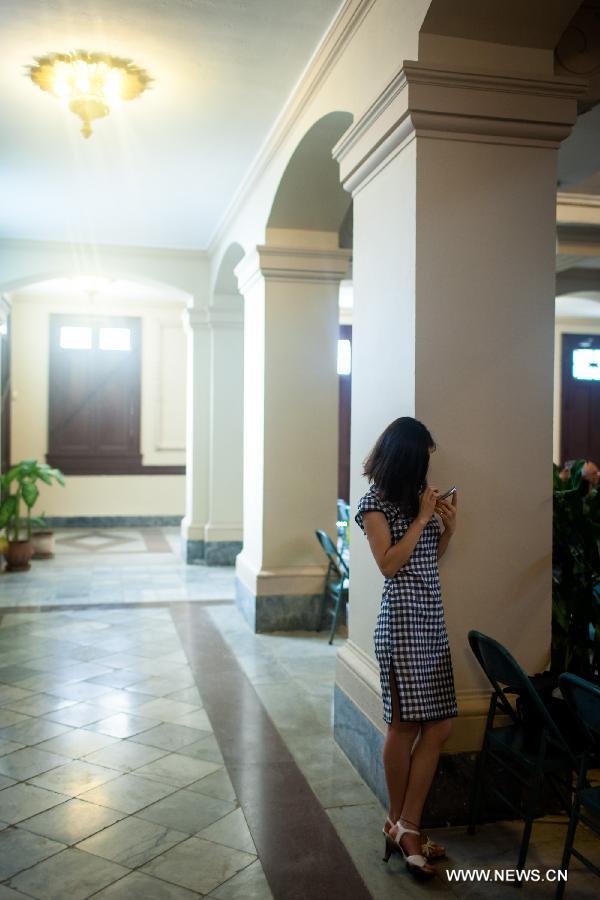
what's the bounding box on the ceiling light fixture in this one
[27,51,152,138]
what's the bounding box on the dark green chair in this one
[467,631,576,873]
[315,528,349,644]
[555,673,600,898]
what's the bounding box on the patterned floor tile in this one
[9,847,129,900]
[77,816,187,867]
[0,747,70,781]
[0,783,69,823]
[197,808,255,854]
[35,728,119,759]
[78,773,179,814]
[91,870,201,899]
[130,724,207,752]
[28,761,122,797]
[134,753,221,788]
[0,827,65,880]
[141,837,255,895]
[19,798,126,844]
[137,788,236,834]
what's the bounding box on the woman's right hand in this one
[418,486,439,524]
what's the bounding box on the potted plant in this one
[0,460,64,571]
[551,459,600,681]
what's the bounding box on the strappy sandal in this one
[382,820,436,878]
[384,818,445,860]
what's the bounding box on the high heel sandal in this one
[384,817,446,861]
[381,820,436,878]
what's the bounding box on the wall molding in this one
[235,245,352,294]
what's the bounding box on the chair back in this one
[337,499,350,523]
[468,630,569,751]
[316,529,349,578]
[559,673,600,751]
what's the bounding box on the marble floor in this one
[0,530,598,899]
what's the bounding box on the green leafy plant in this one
[0,460,65,542]
[552,459,600,679]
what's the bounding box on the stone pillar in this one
[235,244,351,631]
[332,62,582,818]
[181,307,210,563]
[204,299,244,565]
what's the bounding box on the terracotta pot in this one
[5,540,34,572]
[32,531,55,559]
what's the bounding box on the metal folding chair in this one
[467,630,576,873]
[315,528,349,644]
[555,673,600,898]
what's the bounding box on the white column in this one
[204,299,244,565]
[181,307,210,563]
[332,63,582,794]
[235,244,351,630]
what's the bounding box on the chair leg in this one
[467,743,487,835]
[328,587,342,645]
[516,771,543,874]
[555,796,580,900]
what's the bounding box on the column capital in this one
[183,306,242,331]
[235,245,352,295]
[334,61,586,195]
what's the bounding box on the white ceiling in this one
[9,276,189,306]
[0,0,342,250]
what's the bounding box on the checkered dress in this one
[355,484,458,725]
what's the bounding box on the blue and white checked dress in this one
[356,484,458,725]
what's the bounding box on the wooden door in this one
[560,332,600,466]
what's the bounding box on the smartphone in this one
[438,486,457,501]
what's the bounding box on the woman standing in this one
[355,417,458,878]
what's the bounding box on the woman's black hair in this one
[363,417,435,516]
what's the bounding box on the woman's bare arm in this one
[362,486,439,578]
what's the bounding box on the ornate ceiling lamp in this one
[27,51,152,138]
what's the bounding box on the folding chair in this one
[555,673,600,898]
[315,528,349,644]
[467,631,576,873]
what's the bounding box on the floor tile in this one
[187,768,237,802]
[83,739,167,772]
[44,702,108,728]
[2,694,76,717]
[198,808,255,854]
[134,753,221,787]
[48,681,114,702]
[0,884,32,898]
[0,826,65,880]
[35,728,119,759]
[142,836,255,895]
[87,670,145,689]
[28,761,121,797]
[79,773,178,814]
[90,713,160,739]
[92,870,201,899]
[95,689,151,712]
[0,711,29,730]
[0,718,71,746]
[209,859,273,900]
[9,847,129,900]
[19,798,126,844]
[77,815,187,867]
[127,672,196,696]
[164,687,203,706]
[131,724,207,752]
[177,734,224,764]
[0,783,69,823]
[0,738,24,758]
[0,686,33,707]
[0,773,16,789]
[137,789,236,834]
[0,665,39,683]
[172,709,213,731]
[134,699,201,723]
[0,747,71,781]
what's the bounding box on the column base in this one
[235,577,322,632]
[205,540,243,566]
[181,536,205,564]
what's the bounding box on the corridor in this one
[0,533,596,899]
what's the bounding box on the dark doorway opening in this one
[560,332,600,466]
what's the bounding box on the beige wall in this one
[10,292,187,517]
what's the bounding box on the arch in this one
[1,271,192,305]
[267,111,353,235]
[213,243,245,297]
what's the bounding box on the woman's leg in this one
[400,718,453,827]
[383,667,420,824]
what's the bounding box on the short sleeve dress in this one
[355,484,458,725]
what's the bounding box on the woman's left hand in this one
[436,491,457,535]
